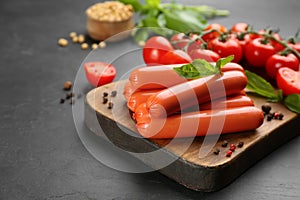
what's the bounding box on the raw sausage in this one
[129,62,244,90]
[127,89,161,112]
[135,105,264,139]
[146,70,248,117]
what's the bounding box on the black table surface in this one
[1,0,299,199]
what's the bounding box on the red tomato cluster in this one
[142,22,300,95]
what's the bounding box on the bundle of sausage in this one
[123,63,264,139]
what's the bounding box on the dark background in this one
[0,0,299,199]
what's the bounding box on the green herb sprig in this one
[173,55,234,79]
[245,70,300,114]
[118,0,229,44]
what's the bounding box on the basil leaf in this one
[174,59,220,79]
[192,59,219,76]
[173,63,202,79]
[118,0,143,11]
[146,0,160,8]
[163,9,207,33]
[132,28,149,44]
[245,70,280,102]
[216,55,234,71]
[284,94,300,114]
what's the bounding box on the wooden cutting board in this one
[84,80,299,192]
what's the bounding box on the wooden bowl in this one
[86,1,134,42]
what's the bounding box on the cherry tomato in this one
[170,33,190,50]
[143,36,174,65]
[84,62,116,87]
[277,67,300,95]
[186,40,203,55]
[170,33,202,54]
[209,37,243,63]
[266,53,300,79]
[202,23,228,42]
[244,38,277,67]
[291,42,300,53]
[230,33,252,54]
[189,49,220,62]
[231,22,248,33]
[269,33,282,50]
[160,50,192,64]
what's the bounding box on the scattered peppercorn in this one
[267,113,274,121]
[237,141,244,148]
[213,148,220,155]
[102,97,108,104]
[274,112,280,119]
[222,140,228,147]
[66,92,74,99]
[226,150,232,157]
[60,98,65,104]
[262,104,271,114]
[278,113,284,120]
[108,102,113,109]
[111,90,117,97]
[103,92,109,97]
[229,144,236,152]
[63,81,73,91]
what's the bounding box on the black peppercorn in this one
[238,141,244,148]
[60,98,65,104]
[102,97,108,104]
[103,92,109,97]
[108,102,113,109]
[66,92,74,99]
[267,113,273,121]
[278,113,284,120]
[262,104,272,114]
[213,148,220,155]
[222,140,228,147]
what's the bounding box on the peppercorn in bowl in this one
[86,1,134,42]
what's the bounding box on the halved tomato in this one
[84,62,116,87]
[277,67,300,96]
